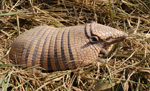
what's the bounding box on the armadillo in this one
[9,22,127,71]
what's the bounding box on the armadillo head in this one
[86,22,128,48]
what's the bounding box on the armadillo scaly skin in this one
[9,22,127,71]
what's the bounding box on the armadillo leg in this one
[95,58,106,64]
[100,48,108,56]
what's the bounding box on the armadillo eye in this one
[105,37,113,42]
[105,37,111,41]
[89,36,99,42]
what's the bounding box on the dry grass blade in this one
[0,11,27,16]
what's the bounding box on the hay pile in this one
[0,0,150,90]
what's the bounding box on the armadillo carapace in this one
[9,22,127,71]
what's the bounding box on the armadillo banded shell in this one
[9,24,100,71]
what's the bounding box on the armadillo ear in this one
[89,36,99,43]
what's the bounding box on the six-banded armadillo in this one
[9,22,127,71]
